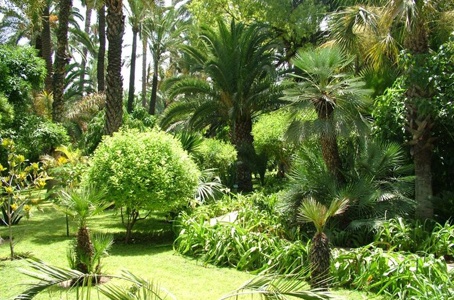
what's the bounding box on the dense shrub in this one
[191,138,237,187]
[86,129,200,242]
[1,115,69,162]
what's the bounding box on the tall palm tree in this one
[126,0,154,113]
[78,0,94,94]
[328,0,454,219]
[104,0,124,135]
[298,197,349,290]
[52,0,73,123]
[283,46,371,183]
[142,3,189,115]
[97,3,106,92]
[161,19,281,192]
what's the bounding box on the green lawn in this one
[0,203,382,300]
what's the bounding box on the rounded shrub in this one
[86,129,200,241]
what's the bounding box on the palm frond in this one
[221,271,331,300]
[15,258,88,300]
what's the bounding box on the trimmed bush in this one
[86,129,200,242]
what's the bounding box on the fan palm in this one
[298,197,349,290]
[328,0,454,219]
[57,186,110,274]
[161,19,282,192]
[282,46,372,183]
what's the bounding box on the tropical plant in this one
[142,2,189,115]
[56,185,111,274]
[282,139,415,247]
[86,129,200,243]
[328,0,454,219]
[161,19,282,192]
[0,139,48,260]
[126,0,154,113]
[282,45,371,183]
[298,197,349,290]
[53,0,73,123]
[16,259,175,300]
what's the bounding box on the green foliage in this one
[0,45,45,106]
[174,193,309,274]
[331,246,453,299]
[0,139,48,259]
[0,93,14,126]
[253,111,295,178]
[191,138,237,187]
[86,129,200,241]
[281,139,415,246]
[375,217,454,258]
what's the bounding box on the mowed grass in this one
[0,203,382,300]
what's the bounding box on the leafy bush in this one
[86,129,200,242]
[174,193,309,274]
[191,138,237,187]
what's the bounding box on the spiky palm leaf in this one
[221,270,331,300]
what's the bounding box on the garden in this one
[1,0,454,299]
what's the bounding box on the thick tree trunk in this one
[41,4,53,94]
[148,63,158,115]
[97,5,106,92]
[52,0,73,123]
[104,0,124,135]
[79,5,92,94]
[127,27,139,113]
[232,117,255,192]
[141,37,148,108]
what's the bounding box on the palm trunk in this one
[127,26,139,113]
[52,0,73,123]
[79,5,93,94]
[141,36,148,108]
[41,3,53,93]
[76,226,94,273]
[104,0,125,135]
[310,232,330,290]
[148,62,159,115]
[405,18,434,219]
[232,117,255,192]
[316,101,344,183]
[97,5,106,92]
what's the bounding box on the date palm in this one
[53,0,73,123]
[104,0,125,135]
[161,19,281,192]
[298,197,349,290]
[328,0,454,219]
[142,3,189,115]
[283,46,371,183]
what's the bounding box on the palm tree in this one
[78,0,94,94]
[53,0,73,123]
[58,186,109,274]
[298,197,349,290]
[142,3,189,116]
[328,0,454,219]
[104,0,124,135]
[126,0,154,113]
[97,3,106,92]
[161,19,281,192]
[283,46,371,183]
